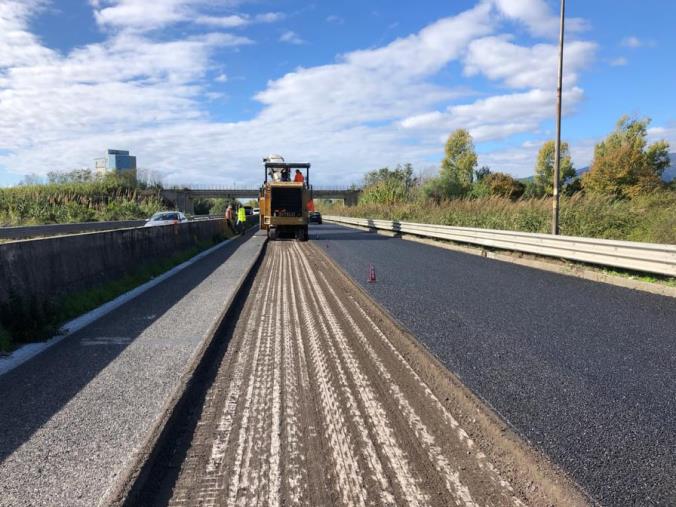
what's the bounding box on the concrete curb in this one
[106,233,267,506]
[0,230,253,378]
[328,221,676,298]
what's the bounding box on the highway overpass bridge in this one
[161,186,362,214]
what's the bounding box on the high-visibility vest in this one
[237,207,246,222]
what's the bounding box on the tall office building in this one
[94,149,137,177]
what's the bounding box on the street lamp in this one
[552,0,565,235]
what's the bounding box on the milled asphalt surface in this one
[140,241,579,506]
[0,230,266,507]
[312,223,676,506]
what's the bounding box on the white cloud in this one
[279,31,304,45]
[463,35,596,89]
[93,0,277,32]
[0,1,55,68]
[326,15,344,24]
[1,0,600,184]
[621,36,656,48]
[94,0,189,31]
[401,87,584,142]
[609,57,628,66]
[215,73,228,83]
[195,12,284,28]
[491,0,588,38]
[648,125,676,148]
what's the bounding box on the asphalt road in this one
[133,241,586,506]
[311,223,676,506]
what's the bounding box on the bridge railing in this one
[164,185,361,192]
[323,216,676,277]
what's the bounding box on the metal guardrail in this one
[324,216,676,277]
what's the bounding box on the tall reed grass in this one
[319,191,676,244]
[0,179,165,226]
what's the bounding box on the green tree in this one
[475,166,491,181]
[470,172,524,199]
[582,116,670,198]
[360,164,417,205]
[363,163,416,189]
[534,140,575,195]
[440,129,477,192]
[484,172,525,199]
[423,129,478,202]
[47,168,95,184]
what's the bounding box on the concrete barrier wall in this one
[0,219,232,306]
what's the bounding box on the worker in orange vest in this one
[294,169,305,183]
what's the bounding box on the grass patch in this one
[0,233,229,354]
[597,267,676,287]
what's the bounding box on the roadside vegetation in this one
[0,170,165,226]
[320,115,675,244]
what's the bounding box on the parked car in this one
[309,211,322,224]
[252,207,260,215]
[144,211,188,227]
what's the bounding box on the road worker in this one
[237,205,247,234]
[294,169,305,183]
[225,204,234,231]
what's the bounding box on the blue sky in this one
[0,0,674,187]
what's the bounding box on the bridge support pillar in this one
[343,192,360,206]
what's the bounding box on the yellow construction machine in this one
[259,155,312,241]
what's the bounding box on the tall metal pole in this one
[552,0,565,235]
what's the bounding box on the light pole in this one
[552,0,565,235]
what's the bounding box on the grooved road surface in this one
[313,223,676,506]
[139,242,584,506]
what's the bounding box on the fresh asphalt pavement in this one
[311,223,676,506]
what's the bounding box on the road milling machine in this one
[259,155,313,241]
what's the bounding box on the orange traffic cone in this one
[367,264,376,283]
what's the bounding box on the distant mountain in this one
[663,153,676,182]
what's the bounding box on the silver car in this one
[144,211,188,227]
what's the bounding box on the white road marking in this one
[80,336,132,346]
